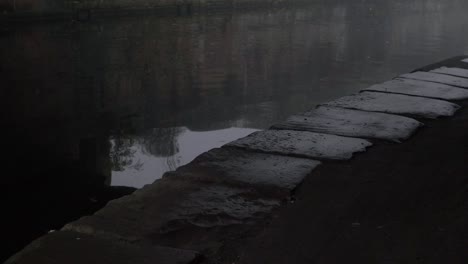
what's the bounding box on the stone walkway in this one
[7,56,468,264]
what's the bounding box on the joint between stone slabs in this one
[270,106,424,144]
[321,92,460,119]
[59,175,284,248]
[163,147,322,199]
[225,129,372,161]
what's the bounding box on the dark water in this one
[2,0,468,259]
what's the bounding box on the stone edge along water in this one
[322,91,460,119]
[362,78,468,100]
[400,71,468,89]
[7,56,468,263]
[271,106,423,143]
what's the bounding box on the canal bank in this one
[233,58,468,264]
[6,57,468,263]
[6,2,468,261]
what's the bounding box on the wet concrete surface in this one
[272,106,422,142]
[323,91,460,119]
[430,67,468,79]
[362,78,468,100]
[165,147,321,193]
[226,130,372,160]
[62,176,281,242]
[401,71,468,88]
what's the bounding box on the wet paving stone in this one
[271,106,422,143]
[225,129,371,160]
[400,71,468,88]
[323,91,459,119]
[430,66,468,79]
[63,177,280,240]
[165,147,321,193]
[362,78,468,100]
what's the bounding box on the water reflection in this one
[111,127,258,188]
[2,0,468,260]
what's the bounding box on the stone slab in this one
[430,66,468,78]
[6,231,200,264]
[362,78,468,100]
[225,130,371,160]
[63,178,280,239]
[271,106,422,143]
[400,71,468,88]
[322,91,459,119]
[165,148,321,192]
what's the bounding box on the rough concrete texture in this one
[362,78,468,100]
[164,147,321,193]
[63,177,280,241]
[271,106,422,142]
[323,91,460,119]
[226,129,372,160]
[400,71,468,89]
[430,66,468,79]
[5,231,200,264]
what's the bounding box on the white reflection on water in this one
[110,126,259,188]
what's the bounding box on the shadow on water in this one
[2,0,468,260]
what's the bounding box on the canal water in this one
[2,0,468,260]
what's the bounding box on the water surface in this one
[3,0,468,187]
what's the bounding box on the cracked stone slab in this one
[362,78,468,100]
[271,106,422,143]
[5,231,200,264]
[63,178,280,240]
[430,67,468,79]
[322,91,459,119]
[165,148,321,192]
[399,71,468,88]
[225,129,371,160]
